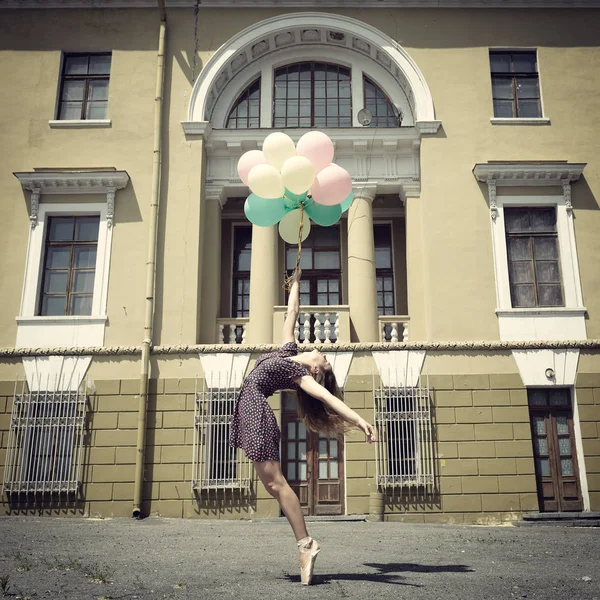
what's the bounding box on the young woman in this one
[230,267,377,585]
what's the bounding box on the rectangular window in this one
[192,388,251,492]
[374,224,395,316]
[373,385,434,491]
[3,389,87,494]
[505,207,564,308]
[39,216,100,316]
[490,50,541,118]
[232,226,251,318]
[58,53,111,120]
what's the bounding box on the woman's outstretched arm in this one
[297,375,377,443]
[282,268,301,343]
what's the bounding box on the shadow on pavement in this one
[281,562,473,586]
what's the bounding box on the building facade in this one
[1,0,599,523]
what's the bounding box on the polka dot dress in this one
[230,341,309,462]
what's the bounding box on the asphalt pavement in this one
[0,516,598,600]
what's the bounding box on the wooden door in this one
[281,393,344,516]
[528,388,583,512]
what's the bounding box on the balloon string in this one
[283,205,304,291]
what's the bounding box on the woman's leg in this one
[253,460,308,541]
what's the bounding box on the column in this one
[198,188,224,343]
[347,184,379,342]
[246,224,279,343]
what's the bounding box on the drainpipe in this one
[133,0,167,519]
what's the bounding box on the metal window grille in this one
[373,384,434,493]
[192,383,251,493]
[3,385,87,494]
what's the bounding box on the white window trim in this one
[49,119,112,128]
[473,162,586,341]
[490,118,551,126]
[20,201,112,320]
[13,170,129,348]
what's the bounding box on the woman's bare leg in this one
[253,460,308,541]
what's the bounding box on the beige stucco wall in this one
[0,8,599,350]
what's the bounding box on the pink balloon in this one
[310,164,352,206]
[296,131,335,174]
[237,150,268,185]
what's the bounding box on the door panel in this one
[528,389,582,512]
[282,394,344,516]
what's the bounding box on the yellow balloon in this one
[278,209,311,245]
[281,156,315,195]
[263,132,296,171]
[247,164,285,199]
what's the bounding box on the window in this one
[58,53,111,120]
[374,224,395,316]
[232,226,251,318]
[505,207,563,308]
[192,388,251,491]
[3,388,87,494]
[39,216,100,316]
[490,51,541,118]
[364,77,400,127]
[273,62,352,128]
[373,385,434,491]
[226,78,260,129]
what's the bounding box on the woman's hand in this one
[357,419,377,444]
[291,267,302,284]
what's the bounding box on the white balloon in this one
[281,156,315,195]
[278,209,311,245]
[263,132,296,171]
[247,164,285,199]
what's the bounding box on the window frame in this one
[231,224,252,318]
[504,206,564,309]
[21,202,111,321]
[38,216,101,317]
[56,52,112,122]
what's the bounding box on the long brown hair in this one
[296,368,348,438]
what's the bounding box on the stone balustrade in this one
[273,305,351,345]
[215,318,249,344]
[379,316,410,342]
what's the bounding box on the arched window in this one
[273,62,352,128]
[226,78,260,129]
[364,76,400,128]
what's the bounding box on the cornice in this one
[3,1,600,8]
[473,162,586,186]
[14,170,130,194]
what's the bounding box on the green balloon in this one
[340,191,354,213]
[244,194,288,227]
[305,202,342,227]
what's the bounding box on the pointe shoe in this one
[299,538,321,585]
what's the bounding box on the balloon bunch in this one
[237,131,354,247]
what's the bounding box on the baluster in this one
[390,322,399,343]
[323,313,331,344]
[334,313,339,343]
[241,324,247,344]
[402,321,409,342]
[228,324,236,345]
[302,312,311,344]
[381,322,386,342]
[294,317,300,343]
[218,324,225,344]
[314,312,322,343]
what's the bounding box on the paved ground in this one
[0,517,598,600]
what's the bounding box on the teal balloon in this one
[340,191,354,213]
[244,194,288,227]
[305,202,342,227]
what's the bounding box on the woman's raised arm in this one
[296,375,377,443]
[282,268,302,343]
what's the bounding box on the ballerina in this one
[230,267,377,585]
